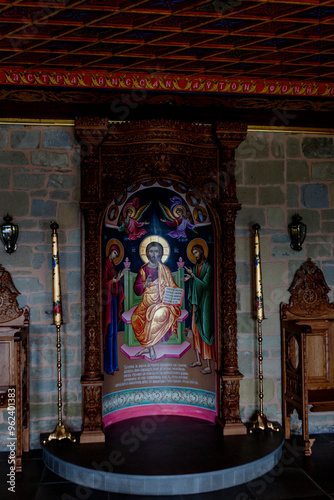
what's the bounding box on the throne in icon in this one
[120,258,190,361]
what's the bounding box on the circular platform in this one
[42,415,284,496]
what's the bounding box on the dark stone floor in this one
[1,431,333,500]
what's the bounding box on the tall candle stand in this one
[43,222,76,443]
[250,224,279,433]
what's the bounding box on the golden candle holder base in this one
[249,413,280,433]
[43,423,76,444]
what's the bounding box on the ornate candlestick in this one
[250,223,279,433]
[43,222,76,443]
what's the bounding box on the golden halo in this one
[106,239,124,265]
[139,235,170,264]
[172,205,186,218]
[187,238,208,264]
[123,206,136,218]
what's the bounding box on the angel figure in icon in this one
[118,197,151,241]
[159,196,197,241]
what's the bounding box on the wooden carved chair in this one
[281,259,334,455]
[0,263,29,471]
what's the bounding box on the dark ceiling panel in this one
[0,0,334,82]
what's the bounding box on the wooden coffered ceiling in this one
[1,0,334,82]
[1,0,334,125]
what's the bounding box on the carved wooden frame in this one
[281,259,334,455]
[0,263,30,469]
[75,117,247,442]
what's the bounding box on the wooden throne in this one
[0,263,30,471]
[75,118,248,442]
[281,259,334,455]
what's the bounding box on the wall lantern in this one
[0,214,19,254]
[288,213,306,252]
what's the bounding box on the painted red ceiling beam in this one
[0,67,334,98]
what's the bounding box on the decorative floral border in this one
[0,69,334,98]
[103,386,216,416]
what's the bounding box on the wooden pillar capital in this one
[75,116,110,152]
[216,121,248,151]
[215,122,247,205]
[75,117,110,202]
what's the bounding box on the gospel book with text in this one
[163,287,184,306]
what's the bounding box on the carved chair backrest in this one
[281,258,334,322]
[0,263,29,327]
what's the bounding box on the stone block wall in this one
[0,125,81,449]
[1,125,333,450]
[236,132,334,433]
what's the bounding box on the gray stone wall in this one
[1,125,333,450]
[0,125,81,449]
[236,132,334,433]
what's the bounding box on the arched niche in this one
[75,118,247,442]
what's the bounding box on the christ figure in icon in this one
[131,240,181,361]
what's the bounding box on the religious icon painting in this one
[102,239,125,375]
[102,180,217,426]
[194,206,207,224]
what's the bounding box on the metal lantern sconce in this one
[288,213,306,252]
[0,214,19,254]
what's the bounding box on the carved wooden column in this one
[216,121,248,435]
[75,117,110,442]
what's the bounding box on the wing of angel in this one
[118,214,125,227]
[186,210,194,225]
[117,214,130,234]
[134,202,152,221]
[0,265,20,295]
[158,202,175,222]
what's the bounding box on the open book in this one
[163,287,184,306]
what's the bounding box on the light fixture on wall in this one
[288,213,306,252]
[0,214,19,254]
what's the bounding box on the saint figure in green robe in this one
[184,244,216,374]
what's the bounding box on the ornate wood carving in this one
[219,206,241,377]
[281,259,334,455]
[102,119,219,207]
[283,258,334,319]
[220,379,243,425]
[0,263,23,323]
[76,116,109,201]
[81,205,104,383]
[76,117,110,437]
[16,335,23,471]
[77,117,247,439]
[0,266,30,469]
[3,88,334,115]
[216,122,247,382]
[82,382,103,432]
